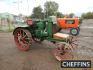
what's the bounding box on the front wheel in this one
[13,28,33,51]
[70,28,79,36]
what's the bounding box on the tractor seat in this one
[53,32,69,39]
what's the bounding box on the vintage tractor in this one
[57,17,80,36]
[13,17,78,61]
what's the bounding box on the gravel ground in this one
[0,21,93,70]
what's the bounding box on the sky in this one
[0,0,93,16]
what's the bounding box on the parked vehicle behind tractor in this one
[57,17,80,36]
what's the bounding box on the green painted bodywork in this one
[15,17,68,43]
[47,18,53,38]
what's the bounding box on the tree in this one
[81,12,93,19]
[68,13,75,18]
[56,12,64,18]
[30,6,44,19]
[44,1,59,18]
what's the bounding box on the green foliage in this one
[29,1,76,19]
[44,1,59,17]
[30,6,44,19]
[68,13,75,18]
[81,12,93,19]
[56,12,64,18]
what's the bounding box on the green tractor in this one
[13,17,78,61]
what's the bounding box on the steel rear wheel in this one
[52,36,78,61]
[14,28,32,51]
[52,42,74,61]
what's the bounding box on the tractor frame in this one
[13,17,78,61]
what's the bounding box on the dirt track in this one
[0,21,93,70]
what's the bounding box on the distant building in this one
[0,13,26,31]
[0,13,14,26]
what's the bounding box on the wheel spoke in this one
[22,30,26,37]
[70,44,74,49]
[72,43,78,47]
[22,33,27,39]
[72,40,77,42]
[24,40,29,44]
[25,37,30,40]
[19,30,22,35]
[14,28,32,51]
[70,43,78,49]
[22,43,28,48]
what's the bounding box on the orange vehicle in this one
[57,17,80,36]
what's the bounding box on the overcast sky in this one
[0,0,93,16]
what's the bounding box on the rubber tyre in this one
[70,28,79,36]
[78,27,80,31]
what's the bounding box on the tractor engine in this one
[33,21,48,38]
[27,19,48,40]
